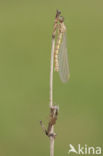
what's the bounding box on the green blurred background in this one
[0,0,103,156]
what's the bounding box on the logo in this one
[68,144,102,155]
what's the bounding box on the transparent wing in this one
[58,31,70,83]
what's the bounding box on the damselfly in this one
[54,16,70,83]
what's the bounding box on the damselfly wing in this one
[58,31,70,83]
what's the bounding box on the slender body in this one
[54,17,70,83]
[54,19,66,72]
[54,32,62,71]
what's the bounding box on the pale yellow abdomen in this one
[54,33,63,71]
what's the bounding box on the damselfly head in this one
[56,10,61,17]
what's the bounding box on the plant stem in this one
[50,38,55,108]
[49,38,55,156]
[49,10,61,156]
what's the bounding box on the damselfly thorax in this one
[52,10,61,38]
